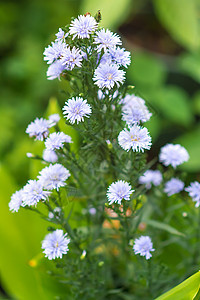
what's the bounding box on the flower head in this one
[164,178,184,196]
[61,46,83,70]
[43,40,66,64]
[121,94,152,125]
[43,149,58,163]
[22,180,50,207]
[63,97,92,124]
[108,47,131,68]
[45,132,72,151]
[185,181,200,207]
[38,163,70,191]
[159,144,189,168]
[93,63,125,90]
[94,29,122,52]
[139,170,162,189]
[47,60,66,80]
[26,117,52,141]
[69,15,98,39]
[48,114,60,126]
[118,125,152,152]
[107,180,134,205]
[55,28,68,41]
[42,229,70,260]
[133,236,155,260]
[9,189,24,212]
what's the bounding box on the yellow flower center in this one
[108,74,112,80]
[131,135,139,142]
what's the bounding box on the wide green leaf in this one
[155,271,200,300]
[174,124,200,172]
[154,0,200,50]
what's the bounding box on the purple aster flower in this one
[139,170,162,189]
[43,40,66,64]
[164,178,184,196]
[109,47,131,68]
[9,189,24,212]
[121,94,152,125]
[43,149,58,163]
[26,117,52,141]
[47,60,66,80]
[42,229,70,260]
[118,125,152,152]
[89,207,97,215]
[94,29,122,52]
[185,181,200,207]
[63,97,92,124]
[107,180,134,205]
[133,236,155,260]
[21,180,50,207]
[93,63,125,90]
[55,28,68,41]
[159,144,189,168]
[45,132,72,151]
[38,163,70,191]
[69,15,98,39]
[48,114,60,126]
[61,46,83,70]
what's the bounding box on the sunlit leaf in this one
[155,271,200,300]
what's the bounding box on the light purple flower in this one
[97,89,118,100]
[118,125,152,152]
[164,178,184,196]
[26,117,52,141]
[63,97,92,124]
[107,180,134,205]
[61,46,83,70]
[9,189,24,212]
[109,47,131,68]
[133,236,155,260]
[38,163,70,191]
[93,63,125,90]
[42,229,70,260]
[48,114,60,126]
[45,132,72,151]
[55,28,68,41]
[48,207,62,219]
[159,144,189,168]
[43,149,58,163]
[69,15,98,39]
[47,60,66,80]
[21,180,50,207]
[139,170,162,189]
[121,94,152,125]
[43,40,66,64]
[185,181,200,207]
[94,29,122,52]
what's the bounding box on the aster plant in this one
[9,12,200,300]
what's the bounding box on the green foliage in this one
[154,0,200,50]
[155,271,200,300]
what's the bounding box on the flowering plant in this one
[9,12,200,299]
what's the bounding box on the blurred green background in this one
[1,0,200,298]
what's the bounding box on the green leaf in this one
[174,124,200,172]
[155,271,200,300]
[127,52,167,88]
[179,52,200,83]
[148,86,194,127]
[154,0,200,50]
[145,219,185,237]
[80,0,132,29]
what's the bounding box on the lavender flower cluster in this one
[9,13,200,265]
